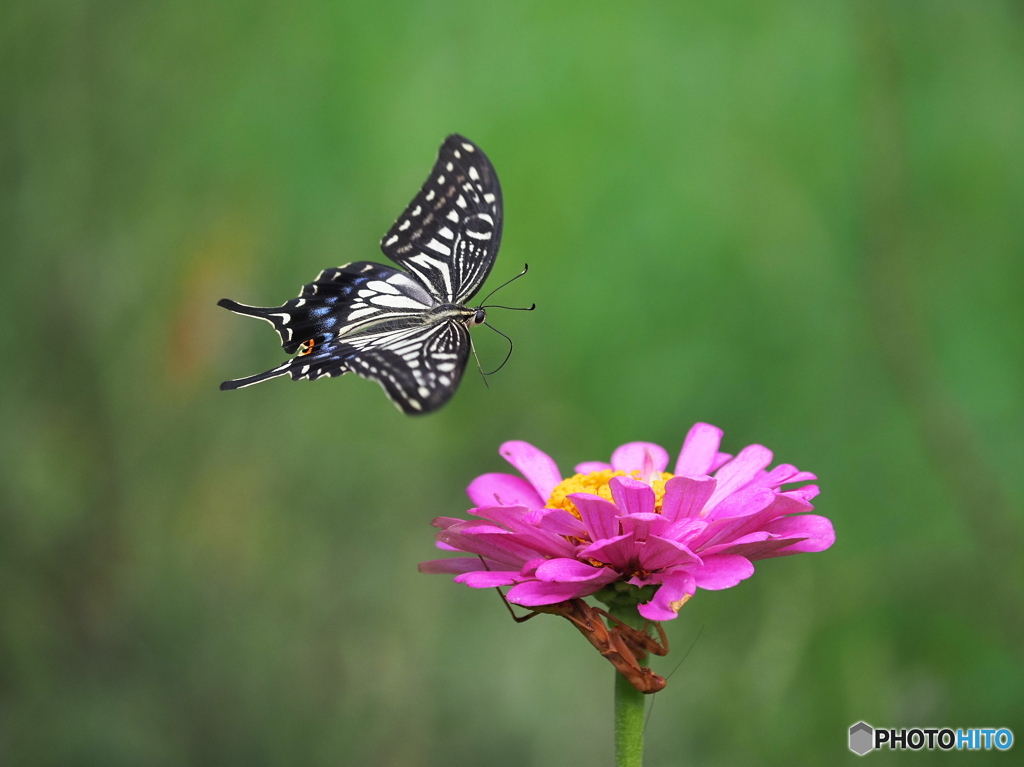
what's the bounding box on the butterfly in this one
[218,134,518,415]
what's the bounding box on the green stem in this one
[610,604,646,767]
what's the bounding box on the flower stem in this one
[615,669,646,767]
[610,604,647,767]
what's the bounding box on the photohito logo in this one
[848,722,1014,755]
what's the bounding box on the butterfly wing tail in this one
[217,297,263,316]
[219,337,357,392]
[220,361,292,391]
[218,296,301,344]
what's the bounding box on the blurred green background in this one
[3,1,1023,764]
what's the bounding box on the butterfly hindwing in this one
[222,319,471,414]
[380,134,503,303]
[217,261,437,354]
[334,319,471,414]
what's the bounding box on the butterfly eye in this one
[473,309,486,325]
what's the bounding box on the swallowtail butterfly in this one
[218,135,511,414]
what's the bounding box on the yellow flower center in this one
[545,469,675,519]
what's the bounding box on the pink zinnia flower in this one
[420,423,834,621]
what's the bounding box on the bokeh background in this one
[3,1,1023,764]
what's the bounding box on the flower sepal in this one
[593,581,657,613]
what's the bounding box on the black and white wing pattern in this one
[217,262,436,355]
[217,134,507,415]
[380,134,502,304]
[220,319,471,414]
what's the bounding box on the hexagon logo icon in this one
[849,722,874,755]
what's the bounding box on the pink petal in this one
[532,508,589,537]
[535,558,608,582]
[778,470,817,485]
[467,504,529,526]
[575,461,612,473]
[638,570,696,621]
[707,444,774,509]
[710,452,733,472]
[756,464,794,485]
[519,557,548,576]
[719,538,799,560]
[507,578,611,606]
[659,517,707,543]
[745,465,820,491]
[698,531,772,556]
[455,570,527,588]
[690,492,811,551]
[568,493,621,541]
[609,476,656,516]
[637,536,702,571]
[499,441,563,502]
[611,442,670,474]
[782,472,817,485]
[674,423,724,475]
[442,519,508,534]
[619,513,662,542]
[418,557,491,574]
[438,529,538,568]
[469,506,578,558]
[467,473,545,508]
[578,533,636,571]
[760,515,835,556]
[784,484,820,502]
[661,475,716,522]
[706,486,776,522]
[691,554,755,590]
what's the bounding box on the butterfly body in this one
[218,135,504,414]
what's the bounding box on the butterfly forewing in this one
[380,134,503,304]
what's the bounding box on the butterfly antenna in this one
[479,264,531,307]
[469,334,490,389]
[482,303,537,312]
[482,322,514,376]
